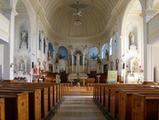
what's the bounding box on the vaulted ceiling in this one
[38,0,119,41]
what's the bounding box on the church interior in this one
[0,0,159,120]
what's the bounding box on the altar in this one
[68,73,88,86]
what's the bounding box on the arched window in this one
[48,42,54,61]
[88,47,99,60]
[109,38,113,56]
[58,46,68,60]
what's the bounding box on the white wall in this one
[151,45,159,82]
[148,13,159,44]
[3,44,10,79]
[147,13,159,82]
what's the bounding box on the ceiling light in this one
[74,19,82,26]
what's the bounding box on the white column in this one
[9,7,17,80]
[71,54,74,72]
[147,45,153,81]
[143,9,148,81]
[83,54,85,72]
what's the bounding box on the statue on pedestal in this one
[129,32,135,49]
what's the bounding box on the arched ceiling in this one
[38,0,119,41]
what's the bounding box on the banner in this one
[107,70,117,84]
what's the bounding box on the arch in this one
[121,0,143,35]
[15,0,31,50]
[121,0,143,55]
[58,46,68,60]
[121,0,144,83]
[15,0,37,51]
[13,0,36,81]
[88,47,99,60]
[15,0,36,30]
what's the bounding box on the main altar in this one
[68,73,88,86]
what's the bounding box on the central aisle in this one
[51,96,106,120]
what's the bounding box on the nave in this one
[51,96,106,120]
[1,0,159,119]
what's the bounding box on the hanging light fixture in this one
[69,0,88,26]
[74,16,82,26]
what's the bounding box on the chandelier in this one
[69,0,88,26]
[74,17,82,26]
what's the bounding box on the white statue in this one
[19,31,28,49]
[129,32,135,46]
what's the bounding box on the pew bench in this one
[0,92,28,120]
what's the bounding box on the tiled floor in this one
[51,96,106,120]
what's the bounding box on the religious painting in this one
[43,37,46,54]
[58,46,68,60]
[102,43,109,61]
[48,42,54,63]
[88,47,99,60]
[39,30,42,50]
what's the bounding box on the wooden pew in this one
[28,83,54,111]
[0,98,5,120]
[0,92,28,120]
[0,83,49,119]
[0,82,64,120]
[109,85,153,119]
[132,93,159,120]
[118,89,159,120]
[92,83,159,120]
[0,88,41,120]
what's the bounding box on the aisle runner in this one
[51,96,106,120]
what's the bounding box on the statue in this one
[19,31,28,49]
[130,58,139,73]
[129,32,135,49]
[105,49,109,60]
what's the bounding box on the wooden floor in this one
[51,96,107,120]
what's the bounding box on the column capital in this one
[11,8,18,16]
